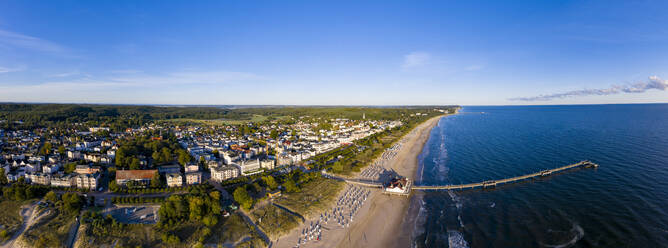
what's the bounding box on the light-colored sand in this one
[274,115,444,248]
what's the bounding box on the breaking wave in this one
[540,223,585,248]
[448,230,470,248]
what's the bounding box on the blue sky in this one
[1,0,667,105]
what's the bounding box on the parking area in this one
[106,205,160,224]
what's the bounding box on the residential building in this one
[75,165,101,174]
[158,165,181,174]
[76,173,100,189]
[185,172,202,185]
[42,163,61,174]
[211,165,239,182]
[116,169,157,186]
[238,159,261,175]
[51,174,75,187]
[166,173,183,187]
[28,172,50,186]
[84,153,102,163]
[185,163,199,173]
[260,159,276,170]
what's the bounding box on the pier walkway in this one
[322,160,599,192]
[413,160,599,190]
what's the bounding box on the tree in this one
[64,162,77,174]
[109,180,119,192]
[130,158,141,170]
[233,187,253,210]
[45,191,58,203]
[58,145,66,158]
[178,150,192,165]
[283,179,300,193]
[209,191,220,201]
[270,130,279,140]
[161,147,172,163]
[202,215,218,227]
[62,192,83,214]
[151,171,163,188]
[39,142,53,156]
[115,148,126,167]
[262,175,278,190]
[0,168,7,185]
[152,151,162,164]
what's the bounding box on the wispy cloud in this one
[402,51,431,68]
[109,69,143,74]
[0,70,266,103]
[465,65,484,71]
[0,29,65,53]
[0,65,26,73]
[110,70,264,85]
[49,70,83,78]
[509,76,668,101]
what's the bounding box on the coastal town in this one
[1,116,403,190]
[0,104,453,247]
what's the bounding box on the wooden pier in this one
[321,160,598,193]
[412,160,598,191]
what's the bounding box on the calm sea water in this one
[413,104,668,248]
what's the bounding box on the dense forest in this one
[0,103,458,130]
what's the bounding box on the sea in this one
[411,104,668,248]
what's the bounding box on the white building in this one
[237,159,261,175]
[76,173,100,189]
[166,173,183,187]
[211,165,239,182]
[185,172,202,185]
[185,164,199,173]
[42,163,61,174]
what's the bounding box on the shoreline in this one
[335,114,445,248]
[273,114,446,248]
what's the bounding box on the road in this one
[65,216,81,248]
[0,204,37,248]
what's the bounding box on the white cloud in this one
[402,51,431,68]
[509,76,668,101]
[465,65,484,71]
[0,29,65,53]
[49,71,82,78]
[0,65,25,73]
[0,70,266,103]
[110,70,265,86]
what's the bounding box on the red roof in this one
[116,170,156,180]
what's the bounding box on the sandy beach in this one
[274,114,444,248]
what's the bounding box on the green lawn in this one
[0,200,24,241]
[274,179,344,218]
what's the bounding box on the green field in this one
[274,178,344,218]
[0,200,24,241]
